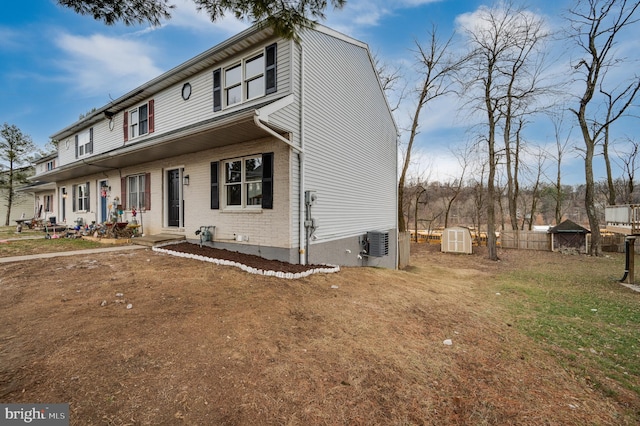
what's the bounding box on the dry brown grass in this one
[0,243,638,425]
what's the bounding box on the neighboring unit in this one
[1,166,37,225]
[35,23,398,268]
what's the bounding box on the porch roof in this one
[38,103,290,182]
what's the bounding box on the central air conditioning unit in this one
[367,231,389,257]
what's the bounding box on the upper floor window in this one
[213,43,277,112]
[124,100,155,142]
[46,160,55,171]
[75,128,93,159]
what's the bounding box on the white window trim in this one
[76,183,89,212]
[77,128,92,159]
[222,49,267,109]
[223,155,263,210]
[129,103,149,140]
[127,174,146,210]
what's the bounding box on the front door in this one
[99,180,108,223]
[167,169,181,227]
[60,188,67,223]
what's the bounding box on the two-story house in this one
[36,23,398,268]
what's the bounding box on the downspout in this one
[253,40,307,265]
[299,41,307,266]
[253,98,306,265]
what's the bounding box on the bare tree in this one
[497,10,551,232]
[440,143,471,228]
[546,110,573,225]
[524,146,548,230]
[398,25,468,233]
[616,138,640,203]
[460,1,550,259]
[373,54,406,113]
[567,0,640,256]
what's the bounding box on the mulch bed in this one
[158,242,330,274]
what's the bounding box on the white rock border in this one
[152,241,340,279]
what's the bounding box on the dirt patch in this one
[0,244,637,425]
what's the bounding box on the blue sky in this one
[1,0,638,185]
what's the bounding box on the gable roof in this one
[548,219,590,234]
[50,23,370,142]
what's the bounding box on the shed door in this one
[447,229,465,253]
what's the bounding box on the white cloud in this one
[0,26,21,50]
[325,0,441,35]
[54,33,163,97]
[167,0,248,35]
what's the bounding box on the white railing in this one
[605,205,640,235]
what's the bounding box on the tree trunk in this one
[504,117,518,230]
[555,165,562,225]
[398,184,406,232]
[602,126,616,205]
[582,128,601,256]
[486,111,498,261]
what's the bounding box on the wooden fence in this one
[500,230,551,251]
[501,231,634,253]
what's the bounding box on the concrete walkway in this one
[0,245,147,264]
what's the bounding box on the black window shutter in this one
[88,128,94,154]
[213,69,222,111]
[210,161,219,209]
[265,43,277,94]
[72,185,77,212]
[86,182,90,211]
[262,153,273,209]
[75,135,79,158]
[123,110,129,142]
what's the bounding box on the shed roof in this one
[548,219,590,234]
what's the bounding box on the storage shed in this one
[549,220,590,253]
[441,226,473,254]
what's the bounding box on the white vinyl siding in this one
[284,29,397,242]
[52,41,291,170]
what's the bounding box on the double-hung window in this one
[124,100,154,142]
[244,53,264,100]
[224,156,263,208]
[213,43,277,111]
[130,104,148,138]
[75,128,93,158]
[121,173,151,211]
[127,174,146,210]
[211,153,273,210]
[224,64,242,106]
